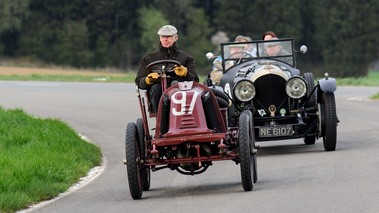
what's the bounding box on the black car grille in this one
[253,74,288,117]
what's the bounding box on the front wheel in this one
[136,118,150,191]
[238,112,255,191]
[125,122,143,199]
[319,93,337,151]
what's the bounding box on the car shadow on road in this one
[256,140,325,156]
[143,181,251,199]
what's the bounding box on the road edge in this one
[17,135,106,213]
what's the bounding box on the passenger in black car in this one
[263,38,293,65]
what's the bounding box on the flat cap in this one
[157,25,178,36]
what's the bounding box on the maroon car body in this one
[125,60,257,199]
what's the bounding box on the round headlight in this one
[233,80,256,102]
[213,58,222,70]
[285,77,307,99]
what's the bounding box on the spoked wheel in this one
[238,111,255,191]
[136,118,150,191]
[319,92,337,151]
[125,122,143,199]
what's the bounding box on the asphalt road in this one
[1,81,378,213]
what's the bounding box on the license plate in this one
[259,126,294,137]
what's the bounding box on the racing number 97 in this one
[171,91,199,116]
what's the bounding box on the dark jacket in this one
[135,42,198,89]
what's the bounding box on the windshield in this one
[221,38,295,69]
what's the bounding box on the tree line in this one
[0,0,378,77]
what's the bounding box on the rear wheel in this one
[320,93,337,151]
[125,122,143,199]
[238,112,255,191]
[136,118,150,191]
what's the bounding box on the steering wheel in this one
[228,51,253,59]
[146,60,182,74]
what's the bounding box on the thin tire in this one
[125,122,143,199]
[238,112,254,191]
[321,93,337,151]
[136,118,150,191]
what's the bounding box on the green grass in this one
[370,93,379,99]
[335,71,379,99]
[0,73,136,83]
[336,71,379,87]
[0,73,205,84]
[0,107,102,212]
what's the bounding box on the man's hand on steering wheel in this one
[174,66,187,77]
[145,73,160,85]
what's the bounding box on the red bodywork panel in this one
[154,82,227,147]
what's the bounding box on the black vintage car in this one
[205,38,338,151]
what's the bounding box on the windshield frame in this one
[220,38,296,71]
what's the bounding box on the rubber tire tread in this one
[215,96,229,108]
[136,118,150,191]
[210,87,229,103]
[322,93,337,151]
[243,110,258,183]
[238,112,254,191]
[304,73,317,108]
[125,122,143,199]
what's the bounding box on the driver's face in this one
[160,35,178,48]
[266,45,280,56]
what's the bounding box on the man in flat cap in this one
[135,24,198,114]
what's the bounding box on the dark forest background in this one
[0,0,378,77]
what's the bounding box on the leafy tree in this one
[213,0,251,39]
[52,21,93,68]
[0,0,30,32]
[93,35,108,67]
[153,0,193,30]
[138,6,168,53]
[0,0,30,55]
[180,8,214,75]
[313,0,379,77]
[0,0,377,78]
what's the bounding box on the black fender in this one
[317,77,337,104]
[318,77,337,93]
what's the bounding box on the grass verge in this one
[0,73,136,83]
[336,71,379,87]
[336,71,379,99]
[0,107,102,212]
[0,73,207,84]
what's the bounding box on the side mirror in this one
[300,45,308,54]
[206,52,215,60]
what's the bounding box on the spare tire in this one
[303,73,317,108]
[210,87,229,106]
